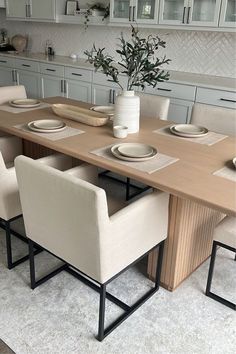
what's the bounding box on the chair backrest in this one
[137,93,170,120]
[0,152,6,172]
[15,155,110,282]
[190,103,236,136]
[0,85,27,104]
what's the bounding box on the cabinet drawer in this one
[65,67,92,82]
[14,59,39,72]
[93,72,127,89]
[0,56,15,67]
[196,87,236,109]
[145,82,196,101]
[40,63,64,77]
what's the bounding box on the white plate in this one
[232,157,236,169]
[170,124,208,138]
[9,99,41,108]
[117,143,154,158]
[90,106,115,116]
[33,119,65,130]
[111,144,158,162]
[28,121,66,133]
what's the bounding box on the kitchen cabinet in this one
[159,0,221,27]
[195,87,236,109]
[6,0,56,20]
[64,67,92,103]
[0,56,15,86]
[16,70,41,98]
[110,0,158,24]
[40,63,65,98]
[92,72,125,105]
[219,0,236,27]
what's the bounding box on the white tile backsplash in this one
[0,9,235,78]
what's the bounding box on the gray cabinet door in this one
[41,75,64,98]
[0,67,14,86]
[30,0,55,20]
[17,70,41,99]
[6,0,26,18]
[92,84,117,105]
[66,80,92,103]
[168,98,193,124]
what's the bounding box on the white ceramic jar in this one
[114,91,140,134]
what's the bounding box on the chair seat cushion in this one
[214,216,236,249]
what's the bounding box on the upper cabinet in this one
[219,0,236,27]
[110,0,159,24]
[159,0,221,26]
[6,0,56,21]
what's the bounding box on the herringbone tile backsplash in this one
[0,10,235,78]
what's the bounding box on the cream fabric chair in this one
[103,93,170,200]
[137,93,170,120]
[15,155,169,341]
[0,135,22,167]
[0,85,27,138]
[206,216,236,310]
[191,103,236,136]
[0,152,77,269]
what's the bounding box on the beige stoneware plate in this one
[170,124,208,138]
[233,157,236,168]
[117,143,154,158]
[111,144,157,162]
[90,106,115,116]
[28,121,66,133]
[33,119,65,130]
[9,99,41,108]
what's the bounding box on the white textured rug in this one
[0,228,235,354]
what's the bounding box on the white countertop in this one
[1,51,235,92]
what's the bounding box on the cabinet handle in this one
[64,80,67,95]
[12,70,15,82]
[220,98,236,103]
[129,6,132,22]
[112,90,116,104]
[22,64,31,67]
[132,6,136,21]
[182,7,186,23]
[28,4,32,17]
[187,7,191,24]
[157,88,172,92]
[71,73,82,76]
[0,60,7,63]
[61,80,64,93]
[25,4,28,17]
[109,89,112,104]
[46,68,56,72]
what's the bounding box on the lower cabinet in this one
[92,84,117,105]
[0,67,15,86]
[168,98,194,124]
[66,79,91,102]
[41,74,64,98]
[17,69,41,99]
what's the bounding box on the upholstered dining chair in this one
[15,155,169,341]
[137,93,170,120]
[0,151,76,269]
[102,93,170,201]
[190,103,236,136]
[0,135,22,167]
[0,85,27,138]
[206,216,236,310]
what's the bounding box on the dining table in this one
[0,96,235,291]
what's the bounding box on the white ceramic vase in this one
[114,90,140,134]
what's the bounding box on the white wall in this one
[0,9,235,78]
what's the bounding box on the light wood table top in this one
[0,97,235,216]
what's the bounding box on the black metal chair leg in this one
[5,220,13,270]
[29,239,36,290]
[98,284,106,341]
[206,241,217,295]
[126,178,131,201]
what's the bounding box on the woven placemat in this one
[0,102,51,113]
[213,162,236,182]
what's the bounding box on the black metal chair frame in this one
[28,238,165,341]
[206,240,236,311]
[0,215,42,269]
[99,170,151,201]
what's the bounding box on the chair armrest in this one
[65,164,99,186]
[0,136,22,164]
[0,168,22,220]
[37,153,74,171]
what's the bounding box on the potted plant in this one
[84,26,170,133]
[84,3,110,29]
